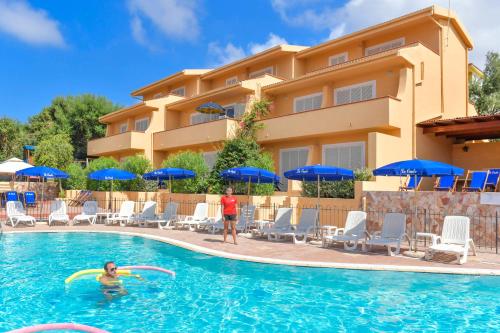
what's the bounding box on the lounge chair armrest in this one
[321,225,338,236]
[334,228,344,236]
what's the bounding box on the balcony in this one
[87,131,147,156]
[154,118,239,151]
[257,96,402,143]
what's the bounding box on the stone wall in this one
[1,181,60,200]
[365,191,500,251]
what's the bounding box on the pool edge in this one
[4,229,500,276]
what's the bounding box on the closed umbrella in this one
[284,165,354,236]
[143,168,195,193]
[88,168,136,210]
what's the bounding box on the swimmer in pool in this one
[99,261,127,299]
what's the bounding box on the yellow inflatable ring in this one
[65,269,132,284]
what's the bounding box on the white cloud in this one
[0,0,65,47]
[128,0,199,45]
[249,33,288,54]
[208,42,246,67]
[209,33,288,66]
[271,0,500,68]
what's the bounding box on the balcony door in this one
[279,147,309,191]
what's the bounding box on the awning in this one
[417,114,500,140]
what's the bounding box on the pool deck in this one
[3,223,500,275]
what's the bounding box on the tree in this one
[33,134,74,169]
[27,94,121,160]
[121,155,155,191]
[85,156,120,191]
[161,151,209,193]
[63,162,87,190]
[469,51,500,115]
[237,99,272,140]
[0,117,25,161]
[208,138,276,195]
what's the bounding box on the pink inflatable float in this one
[119,265,176,277]
[6,323,110,333]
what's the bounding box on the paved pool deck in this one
[3,223,500,275]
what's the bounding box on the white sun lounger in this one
[6,201,36,227]
[131,201,157,227]
[362,213,408,256]
[419,216,477,265]
[175,203,208,231]
[235,205,256,233]
[141,202,179,229]
[204,210,223,234]
[322,211,367,250]
[278,208,318,244]
[48,200,70,226]
[106,201,135,226]
[72,201,98,225]
[264,208,293,240]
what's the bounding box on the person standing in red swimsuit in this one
[220,187,238,244]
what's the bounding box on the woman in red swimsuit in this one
[221,187,238,245]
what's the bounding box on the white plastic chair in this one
[141,202,178,229]
[6,201,36,227]
[362,213,409,256]
[204,210,223,234]
[235,205,256,232]
[72,201,98,225]
[322,211,367,250]
[265,208,293,241]
[419,216,477,264]
[175,203,208,231]
[106,201,135,226]
[279,208,318,244]
[48,200,70,226]
[132,201,157,227]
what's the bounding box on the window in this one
[365,38,405,56]
[323,142,365,170]
[224,103,246,119]
[334,80,376,106]
[171,86,186,96]
[279,147,309,191]
[249,66,274,79]
[203,151,218,169]
[329,52,348,66]
[153,92,165,99]
[119,123,128,133]
[294,93,323,113]
[226,76,239,86]
[134,118,149,132]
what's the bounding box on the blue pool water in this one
[0,233,499,332]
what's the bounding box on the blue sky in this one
[0,0,497,122]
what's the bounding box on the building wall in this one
[302,20,440,73]
[267,67,401,118]
[452,141,500,171]
[205,54,295,91]
[142,77,199,100]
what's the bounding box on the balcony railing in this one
[153,118,239,151]
[87,131,147,156]
[257,96,402,142]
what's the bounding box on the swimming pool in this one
[0,232,499,332]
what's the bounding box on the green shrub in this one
[85,156,120,191]
[63,162,86,190]
[33,134,74,169]
[302,168,372,199]
[208,137,276,195]
[161,151,209,193]
[120,155,155,191]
